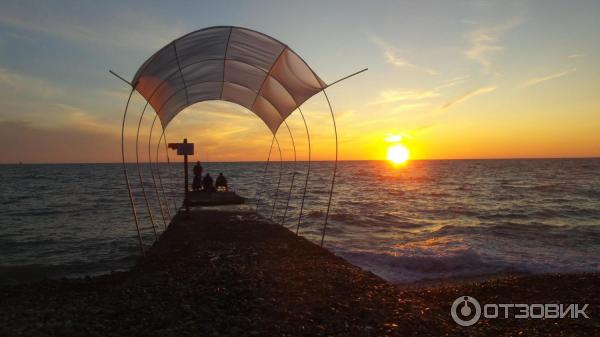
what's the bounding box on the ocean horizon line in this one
[2,156,599,165]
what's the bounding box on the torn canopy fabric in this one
[132,26,327,134]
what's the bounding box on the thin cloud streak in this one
[370,89,439,105]
[0,66,64,98]
[370,36,438,75]
[522,68,576,87]
[441,86,497,110]
[436,75,470,90]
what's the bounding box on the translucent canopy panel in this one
[132,26,327,134]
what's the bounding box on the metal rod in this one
[250,47,288,109]
[172,44,190,105]
[156,129,172,224]
[220,28,233,99]
[281,120,296,226]
[325,68,368,88]
[255,135,275,211]
[120,89,145,256]
[148,116,168,228]
[135,101,158,241]
[270,135,283,219]
[296,106,311,235]
[321,89,338,247]
[119,63,177,221]
[109,70,133,87]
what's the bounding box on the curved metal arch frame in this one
[132,70,183,227]
[320,89,338,247]
[280,120,297,226]
[155,128,173,226]
[121,89,145,256]
[117,31,363,254]
[270,135,284,220]
[134,97,180,244]
[121,88,339,253]
[162,131,179,213]
[151,118,181,230]
[148,115,168,229]
[135,101,158,241]
[255,135,275,211]
[295,106,311,235]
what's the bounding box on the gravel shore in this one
[1,209,598,336]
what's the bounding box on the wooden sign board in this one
[177,143,194,155]
[168,143,194,156]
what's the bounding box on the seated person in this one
[192,175,202,191]
[202,173,215,192]
[215,172,228,192]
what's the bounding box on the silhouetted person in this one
[202,173,215,192]
[193,161,203,176]
[192,161,203,191]
[215,172,228,192]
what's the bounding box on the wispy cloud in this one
[464,18,522,70]
[441,86,497,110]
[392,102,431,113]
[0,4,186,50]
[59,104,118,135]
[371,89,439,105]
[0,66,63,98]
[371,36,438,75]
[436,75,470,90]
[522,68,576,87]
[567,54,585,59]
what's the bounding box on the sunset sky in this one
[0,0,599,163]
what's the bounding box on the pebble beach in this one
[1,209,598,336]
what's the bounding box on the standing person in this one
[193,161,203,177]
[192,161,203,191]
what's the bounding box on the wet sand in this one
[0,209,598,336]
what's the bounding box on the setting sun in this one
[387,144,410,165]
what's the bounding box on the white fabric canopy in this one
[132,26,327,134]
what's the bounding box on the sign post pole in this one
[183,138,190,217]
[168,140,194,219]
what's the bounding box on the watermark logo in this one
[451,296,481,326]
[451,295,589,326]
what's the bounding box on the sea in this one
[1,159,599,285]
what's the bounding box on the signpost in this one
[168,139,194,217]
